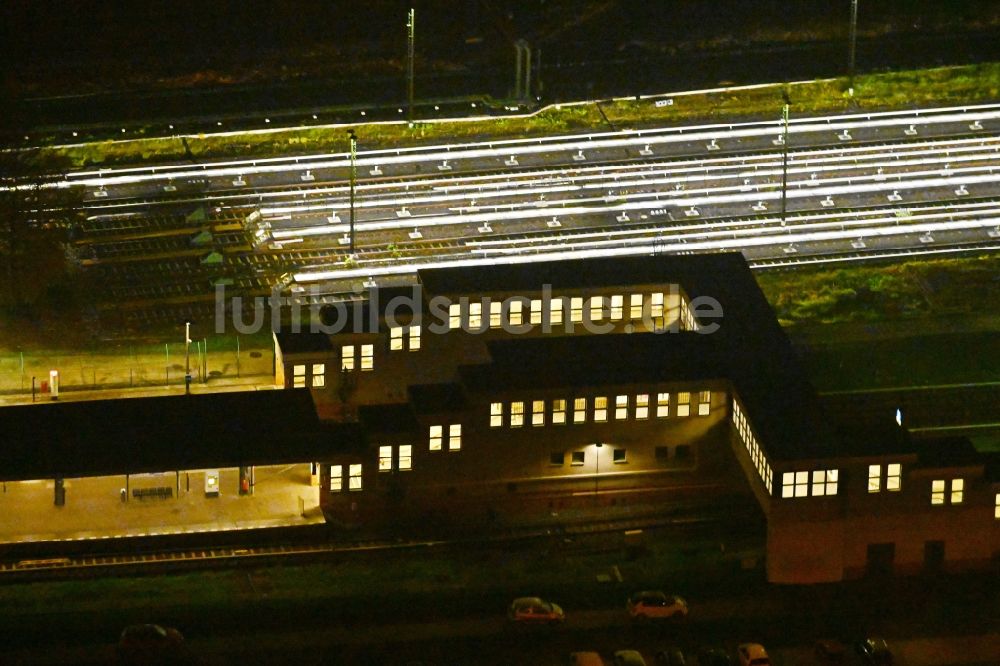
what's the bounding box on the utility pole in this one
[781,98,790,227]
[348,130,357,257]
[407,8,415,124]
[184,321,192,395]
[848,0,859,97]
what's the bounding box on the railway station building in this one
[1,254,998,584]
[272,254,1000,584]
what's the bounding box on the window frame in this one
[348,464,363,491]
[329,464,343,492]
[429,425,443,451]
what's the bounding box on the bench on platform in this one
[132,486,172,500]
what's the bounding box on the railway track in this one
[0,509,749,580]
[45,108,1000,321]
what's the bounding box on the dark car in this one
[696,647,733,666]
[117,624,188,664]
[856,637,893,664]
[654,647,687,665]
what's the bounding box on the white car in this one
[626,591,688,620]
[507,596,565,624]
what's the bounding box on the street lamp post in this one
[781,97,790,227]
[594,442,603,501]
[348,130,357,257]
[184,321,192,395]
[848,0,859,97]
[407,8,415,124]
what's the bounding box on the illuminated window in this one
[782,471,810,498]
[510,401,525,428]
[341,345,355,371]
[886,463,901,491]
[697,390,710,416]
[311,363,325,388]
[635,394,649,419]
[610,294,623,320]
[629,294,643,319]
[490,402,503,428]
[929,478,964,505]
[550,298,564,325]
[409,326,421,351]
[360,344,374,371]
[329,465,343,492]
[995,493,1000,519]
[570,297,584,323]
[931,479,946,505]
[390,327,404,351]
[530,299,542,325]
[469,302,482,329]
[594,396,608,422]
[656,392,670,417]
[509,300,523,326]
[449,303,461,329]
[293,364,306,388]
[349,464,362,491]
[398,445,412,471]
[951,478,964,504]
[868,465,882,493]
[552,399,567,424]
[449,424,462,451]
[489,300,503,328]
[615,395,628,420]
[811,469,838,496]
[532,400,545,426]
[589,296,603,321]
[571,451,585,466]
[573,397,587,423]
[650,292,664,318]
[429,425,442,451]
[677,392,691,417]
[378,446,392,472]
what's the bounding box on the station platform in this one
[0,464,324,544]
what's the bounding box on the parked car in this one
[654,647,687,665]
[613,650,648,666]
[627,591,689,620]
[117,624,187,664]
[814,639,846,661]
[737,643,770,666]
[569,652,606,666]
[508,596,565,624]
[696,647,732,666]
[856,637,893,664]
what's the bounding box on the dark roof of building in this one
[274,330,334,354]
[462,333,729,391]
[915,436,984,469]
[828,415,915,458]
[416,254,740,295]
[313,286,421,335]
[358,402,421,434]
[0,390,363,481]
[408,383,468,414]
